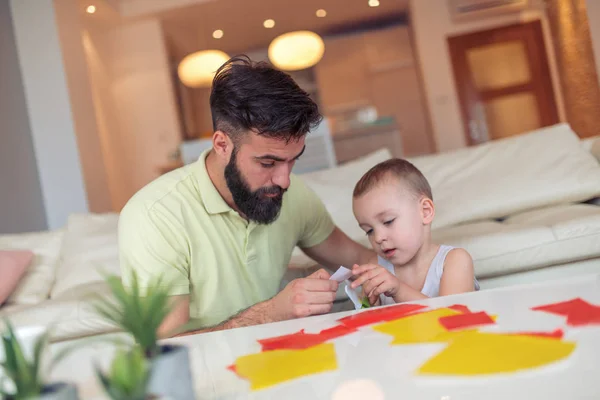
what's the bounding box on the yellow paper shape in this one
[234,343,337,390]
[373,308,474,344]
[418,332,576,375]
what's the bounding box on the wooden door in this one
[448,21,559,145]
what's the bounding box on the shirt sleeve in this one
[118,199,190,296]
[293,176,336,249]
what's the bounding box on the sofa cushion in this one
[408,124,600,229]
[50,213,121,299]
[433,204,600,278]
[0,250,33,304]
[588,137,600,163]
[0,282,119,342]
[299,148,392,240]
[0,230,64,305]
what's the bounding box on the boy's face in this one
[352,180,434,265]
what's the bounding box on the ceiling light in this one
[263,19,275,29]
[212,29,224,39]
[268,31,325,71]
[368,0,380,7]
[86,5,96,13]
[316,9,327,17]
[178,50,230,88]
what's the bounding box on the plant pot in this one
[38,382,80,400]
[147,345,195,399]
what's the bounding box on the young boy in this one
[349,158,479,307]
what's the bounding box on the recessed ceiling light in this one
[316,9,327,17]
[263,19,275,29]
[212,29,224,39]
[86,5,96,13]
[368,0,380,7]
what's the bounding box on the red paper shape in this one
[438,311,495,331]
[258,325,357,351]
[227,364,238,374]
[512,328,564,340]
[448,304,472,314]
[532,298,600,326]
[337,303,427,329]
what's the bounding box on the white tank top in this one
[377,245,480,306]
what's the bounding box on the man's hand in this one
[267,268,338,321]
[167,269,338,338]
[351,263,401,305]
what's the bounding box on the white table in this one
[50,274,600,399]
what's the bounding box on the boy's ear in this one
[420,197,435,225]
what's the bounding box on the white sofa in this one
[1,123,600,342]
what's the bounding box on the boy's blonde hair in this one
[353,158,433,200]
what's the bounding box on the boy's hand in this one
[351,263,401,305]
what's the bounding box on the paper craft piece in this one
[438,311,496,331]
[344,282,364,310]
[258,325,357,351]
[373,308,477,345]
[233,343,337,390]
[448,304,472,314]
[511,328,564,340]
[418,332,576,376]
[338,303,427,329]
[330,266,353,282]
[531,298,600,326]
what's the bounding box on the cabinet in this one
[315,25,434,156]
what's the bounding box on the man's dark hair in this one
[210,55,322,143]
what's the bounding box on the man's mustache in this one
[258,186,286,196]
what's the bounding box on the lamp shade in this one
[268,31,325,71]
[178,50,230,88]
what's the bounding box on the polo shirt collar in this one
[194,149,233,215]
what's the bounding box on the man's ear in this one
[421,197,435,225]
[212,130,233,159]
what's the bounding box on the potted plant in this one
[91,272,195,399]
[96,345,155,400]
[0,321,79,400]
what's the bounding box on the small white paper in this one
[344,282,363,310]
[329,266,353,282]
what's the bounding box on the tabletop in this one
[50,273,600,400]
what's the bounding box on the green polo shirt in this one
[118,149,335,328]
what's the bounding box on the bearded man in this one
[118,56,374,336]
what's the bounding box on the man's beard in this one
[224,149,286,224]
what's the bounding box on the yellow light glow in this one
[316,9,327,17]
[263,19,276,28]
[212,29,224,39]
[268,31,325,71]
[86,5,96,13]
[178,50,230,88]
[368,0,380,7]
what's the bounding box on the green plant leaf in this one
[90,271,175,359]
[95,346,151,400]
[0,319,45,398]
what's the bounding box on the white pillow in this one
[50,213,121,299]
[299,148,392,240]
[408,124,600,229]
[0,230,64,305]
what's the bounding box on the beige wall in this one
[84,18,182,210]
[587,0,600,86]
[410,0,565,152]
[54,0,113,213]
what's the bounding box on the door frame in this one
[448,20,559,145]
